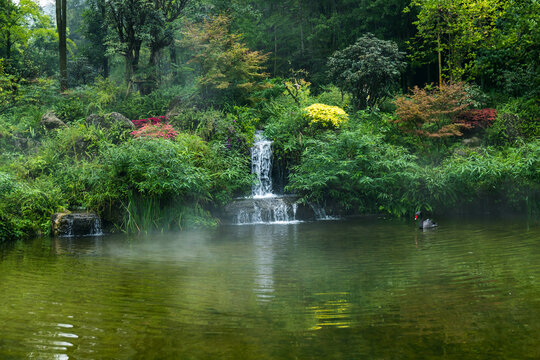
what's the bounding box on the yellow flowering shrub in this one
[304,103,348,128]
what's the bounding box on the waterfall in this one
[223,132,337,225]
[228,132,299,224]
[92,217,103,236]
[252,132,274,198]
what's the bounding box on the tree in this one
[181,14,270,105]
[406,0,507,82]
[148,0,190,69]
[105,0,153,88]
[393,82,471,138]
[474,0,540,96]
[200,0,414,86]
[327,33,406,109]
[0,0,48,61]
[82,0,110,77]
[56,0,68,90]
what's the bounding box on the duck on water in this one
[415,211,438,229]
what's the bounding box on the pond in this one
[0,217,539,359]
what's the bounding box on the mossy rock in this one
[86,112,134,129]
[41,111,67,130]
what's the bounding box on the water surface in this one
[1,218,539,359]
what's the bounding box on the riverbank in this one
[1,80,539,242]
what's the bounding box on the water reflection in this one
[253,229,275,303]
[308,292,352,330]
[53,236,105,256]
[0,218,538,359]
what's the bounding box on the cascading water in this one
[223,132,335,225]
[309,202,339,221]
[252,132,274,198]
[232,132,299,225]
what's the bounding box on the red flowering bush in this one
[132,116,167,129]
[131,123,178,140]
[455,108,497,130]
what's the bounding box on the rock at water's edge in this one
[51,212,102,237]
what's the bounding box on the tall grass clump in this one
[91,138,211,232]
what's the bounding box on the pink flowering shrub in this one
[131,123,178,140]
[132,116,167,129]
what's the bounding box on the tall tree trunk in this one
[148,47,160,92]
[56,0,68,91]
[125,51,134,90]
[437,32,442,87]
[99,0,109,78]
[298,0,305,58]
[133,40,142,71]
[169,44,178,78]
[274,33,278,76]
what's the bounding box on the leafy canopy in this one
[327,33,406,109]
[181,14,270,104]
[406,0,507,81]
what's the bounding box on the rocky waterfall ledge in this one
[220,195,317,225]
[51,212,103,237]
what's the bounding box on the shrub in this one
[0,175,67,239]
[52,94,87,122]
[0,59,21,111]
[315,85,351,109]
[99,138,209,198]
[131,123,178,140]
[434,142,540,214]
[85,138,215,232]
[304,103,348,129]
[487,98,540,146]
[454,108,497,132]
[132,116,167,128]
[394,82,471,138]
[286,129,421,216]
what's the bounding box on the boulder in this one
[86,112,134,129]
[41,111,67,130]
[85,113,105,127]
[51,212,103,237]
[462,136,481,147]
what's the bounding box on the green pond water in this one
[0,218,539,359]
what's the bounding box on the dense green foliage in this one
[327,34,406,108]
[0,0,538,241]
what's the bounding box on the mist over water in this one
[0,218,539,359]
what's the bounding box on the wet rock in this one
[51,212,103,237]
[86,112,134,129]
[41,111,67,130]
[221,195,316,224]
